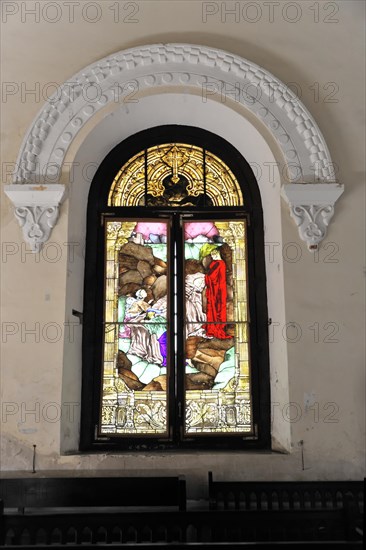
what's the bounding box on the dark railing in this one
[208,472,364,515]
[208,472,364,543]
[0,474,363,547]
[0,544,362,550]
[0,508,360,546]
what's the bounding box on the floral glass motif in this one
[108,144,243,207]
[101,220,169,435]
[184,221,252,434]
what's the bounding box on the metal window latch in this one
[72,309,83,325]
[268,318,272,325]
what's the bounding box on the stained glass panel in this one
[99,135,257,442]
[183,220,252,434]
[108,144,243,207]
[101,219,169,435]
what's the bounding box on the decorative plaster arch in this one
[4,43,343,251]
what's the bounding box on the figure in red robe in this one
[203,248,231,339]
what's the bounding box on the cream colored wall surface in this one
[1,0,365,492]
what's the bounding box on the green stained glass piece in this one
[118,296,127,322]
[213,348,236,389]
[185,243,201,260]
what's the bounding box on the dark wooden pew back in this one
[0,476,186,512]
[0,508,357,546]
[0,544,362,549]
[208,472,364,514]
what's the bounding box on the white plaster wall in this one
[1,0,365,493]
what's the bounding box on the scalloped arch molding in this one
[5,43,343,251]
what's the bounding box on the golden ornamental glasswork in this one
[108,144,244,207]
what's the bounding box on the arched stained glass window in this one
[81,126,270,451]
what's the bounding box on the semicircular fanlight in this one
[108,143,244,207]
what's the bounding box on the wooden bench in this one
[0,543,362,550]
[208,472,364,541]
[0,506,362,546]
[208,472,364,512]
[0,475,186,513]
[0,475,363,547]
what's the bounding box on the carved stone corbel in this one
[4,184,66,252]
[281,184,344,251]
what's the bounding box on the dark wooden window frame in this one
[80,125,271,452]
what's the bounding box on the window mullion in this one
[173,213,186,443]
